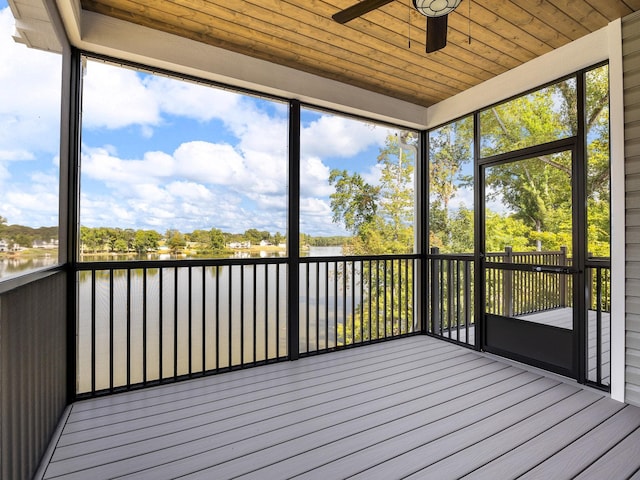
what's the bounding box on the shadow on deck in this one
[40,336,637,479]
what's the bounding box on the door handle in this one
[532,265,575,274]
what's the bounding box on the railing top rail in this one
[299,253,419,263]
[485,250,566,257]
[586,258,611,268]
[76,253,421,271]
[427,253,474,261]
[76,257,289,270]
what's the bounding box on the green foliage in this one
[429,68,610,258]
[428,116,474,253]
[134,229,161,253]
[329,132,416,255]
[328,131,417,342]
[165,229,186,253]
[209,228,225,252]
[328,170,379,236]
[243,228,271,244]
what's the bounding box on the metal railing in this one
[76,249,611,397]
[485,246,572,317]
[77,259,288,396]
[427,247,611,390]
[586,260,611,388]
[76,254,419,397]
[298,255,418,355]
[428,250,475,347]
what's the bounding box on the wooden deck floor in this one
[40,336,640,480]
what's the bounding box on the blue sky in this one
[0,1,61,229]
[1,2,402,237]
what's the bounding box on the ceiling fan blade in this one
[332,0,395,24]
[426,15,448,53]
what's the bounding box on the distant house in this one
[259,240,271,247]
[0,239,21,252]
[32,238,59,249]
[228,241,251,249]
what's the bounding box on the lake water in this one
[0,246,345,280]
[0,254,58,279]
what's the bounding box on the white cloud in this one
[81,147,175,186]
[447,185,474,211]
[173,141,244,185]
[0,7,61,156]
[362,163,383,186]
[166,181,214,202]
[301,156,333,198]
[147,75,240,122]
[82,61,160,129]
[0,149,34,161]
[301,114,388,158]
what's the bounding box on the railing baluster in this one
[397,258,402,335]
[368,260,372,341]
[127,268,131,388]
[109,269,114,392]
[188,266,192,377]
[325,261,329,349]
[390,259,395,337]
[315,262,320,351]
[253,263,257,363]
[202,266,206,374]
[215,265,220,371]
[264,264,269,361]
[305,262,310,353]
[351,260,356,343]
[360,260,364,342]
[159,268,163,381]
[173,267,178,380]
[240,265,245,367]
[455,260,460,342]
[228,266,232,369]
[334,261,338,347]
[596,267,603,384]
[343,260,347,344]
[91,270,96,395]
[143,268,147,385]
[276,264,280,358]
[465,260,471,344]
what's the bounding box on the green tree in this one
[328,170,379,240]
[428,116,474,253]
[329,133,415,255]
[134,229,161,254]
[243,228,269,244]
[329,131,417,344]
[113,238,129,253]
[209,228,225,252]
[485,153,572,251]
[165,229,186,253]
[188,229,210,244]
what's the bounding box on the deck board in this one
[42,336,640,480]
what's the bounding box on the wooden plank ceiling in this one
[80,0,640,107]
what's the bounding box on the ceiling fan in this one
[332,0,463,53]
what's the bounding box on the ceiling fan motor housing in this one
[413,0,463,17]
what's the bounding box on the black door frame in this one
[476,136,587,382]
